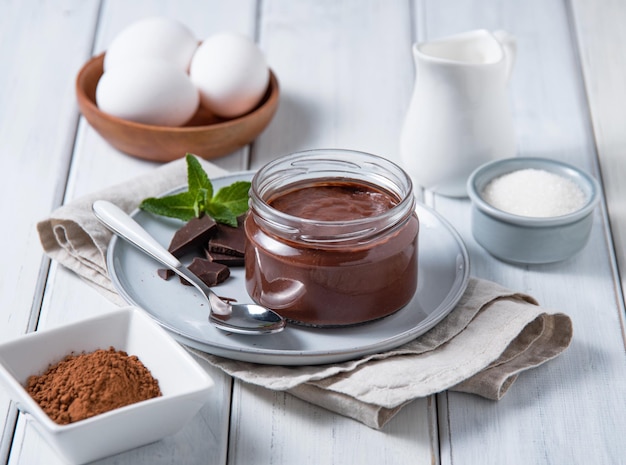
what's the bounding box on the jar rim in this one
[249,149,416,244]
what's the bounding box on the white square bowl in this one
[0,306,214,464]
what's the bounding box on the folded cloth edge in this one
[35,160,574,430]
[287,383,407,430]
[452,312,573,400]
[189,279,573,429]
[283,311,572,429]
[36,157,227,302]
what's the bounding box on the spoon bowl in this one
[92,200,286,335]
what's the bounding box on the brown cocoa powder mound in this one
[26,347,162,425]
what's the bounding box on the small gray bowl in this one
[467,157,600,264]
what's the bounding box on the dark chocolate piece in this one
[186,257,230,286]
[207,217,246,257]
[168,215,217,257]
[205,249,245,267]
[157,268,174,280]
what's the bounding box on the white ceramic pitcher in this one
[399,29,517,197]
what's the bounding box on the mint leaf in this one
[140,191,198,221]
[206,202,238,227]
[139,155,251,226]
[186,153,212,198]
[213,181,252,217]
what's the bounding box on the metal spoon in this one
[92,200,286,335]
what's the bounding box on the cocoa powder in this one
[26,347,162,425]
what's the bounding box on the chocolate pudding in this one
[245,178,419,326]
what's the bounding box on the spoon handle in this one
[92,200,230,312]
[93,200,284,334]
[92,200,182,270]
[92,200,212,290]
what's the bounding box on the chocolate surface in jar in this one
[245,150,419,327]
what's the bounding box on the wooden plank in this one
[0,0,101,460]
[0,0,99,351]
[250,0,415,168]
[570,0,626,333]
[230,384,436,465]
[7,1,258,464]
[228,1,437,464]
[6,1,625,464]
[414,0,626,463]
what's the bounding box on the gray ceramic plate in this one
[107,172,470,365]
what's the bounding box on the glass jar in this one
[244,149,419,327]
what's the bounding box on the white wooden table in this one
[2,1,626,463]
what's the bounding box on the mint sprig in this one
[139,154,251,227]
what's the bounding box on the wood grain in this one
[571,0,626,335]
[251,0,415,167]
[418,1,626,464]
[6,1,258,464]
[2,0,626,464]
[232,1,436,464]
[0,1,101,461]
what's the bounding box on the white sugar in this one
[481,168,586,217]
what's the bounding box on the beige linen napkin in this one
[37,158,573,429]
[37,158,226,303]
[190,279,571,428]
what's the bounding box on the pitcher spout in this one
[413,29,516,73]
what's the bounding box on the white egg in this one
[189,33,269,118]
[104,17,198,72]
[96,59,200,127]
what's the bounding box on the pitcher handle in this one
[493,30,516,81]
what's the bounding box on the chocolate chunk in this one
[168,215,217,257]
[157,268,175,280]
[205,249,245,267]
[186,257,230,286]
[207,217,246,257]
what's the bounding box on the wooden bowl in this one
[76,53,279,162]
